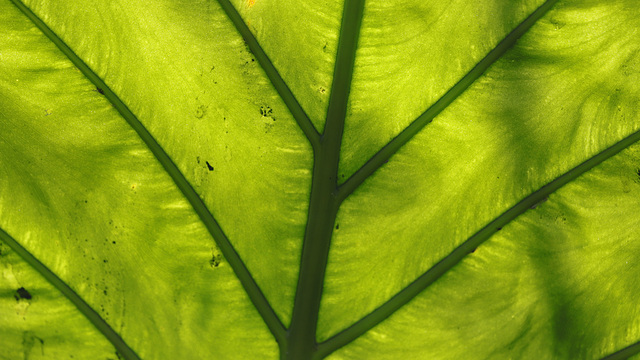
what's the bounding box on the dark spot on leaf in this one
[15,287,32,301]
[549,17,565,30]
[260,105,273,117]
[96,87,104,95]
[636,169,640,178]
[210,253,222,268]
[206,161,214,171]
[195,105,208,119]
[335,224,339,230]
[497,227,502,231]
[112,241,116,244]
[471,248,477,253]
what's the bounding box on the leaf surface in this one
[1,0,640,359]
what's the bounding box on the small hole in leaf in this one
[206,161,214,171]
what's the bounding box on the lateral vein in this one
[9,0,286,345]
[319,127,640,358]
[215,0,321,150]
[337,0,560,202]
[601,340,640,360]
[0,227,141,360]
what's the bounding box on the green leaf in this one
[1,0,639,359]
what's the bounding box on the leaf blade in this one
[338,0,559,201]
[1,0,280,357]
[320,125,640,357]
[215,0,321,149]
[319,0,640,345]
[8,0,286,343]
[327,137,640,359]
[0,228,140,360]
[337,0,550,183]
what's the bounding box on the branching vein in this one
[337,0,560,202]
[319,126,640,358]
[286,0,365,359]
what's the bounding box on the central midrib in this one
[285,1,366,359]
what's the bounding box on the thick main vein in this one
[9,0,286,345]
[215,0,321,150]
[286,0,365,359]
[337,0,559,202]
[0,228,141,360]
[318,127,640,358]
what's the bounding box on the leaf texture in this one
[1,0,640,359]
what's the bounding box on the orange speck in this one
[248,0,255,7]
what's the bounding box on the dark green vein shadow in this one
[9,0,286,346]
[286,0,365,359]
[318,128,640,358]
[0,228,140,360]
[602,340,640,360]
[337,0,559,202]
[215,0,321,150]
